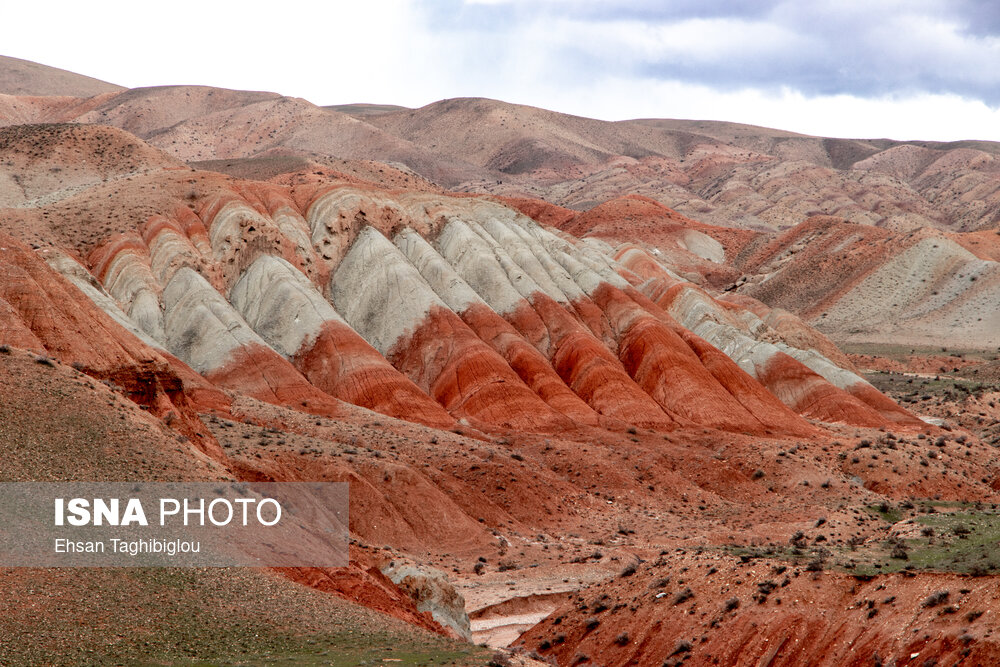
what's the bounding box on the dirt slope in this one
[0,54,123,97]
[517,551,1000,666]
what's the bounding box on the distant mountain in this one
[3,59,999,233]
[357,97,1000,232]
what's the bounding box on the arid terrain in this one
[1,56,999,666]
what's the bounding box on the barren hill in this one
[0,123,184,207]
[0,54,123,97]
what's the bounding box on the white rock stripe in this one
[230,255,345,359]
[330,226,442,356]
[161,267,269,374]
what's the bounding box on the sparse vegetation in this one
[922,591,950,608]
[673,588,694,605]
[670,640,692,657]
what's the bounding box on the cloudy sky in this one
[6,0,1000,140]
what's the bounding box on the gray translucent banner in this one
[0,483,348,567]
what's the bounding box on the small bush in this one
[923,591,950,608]
[614,632,630,646]
[487,652,511,667]
[670,640,692,656]
[757,580,777,595]
[806,556,826,572]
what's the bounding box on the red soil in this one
[720,292,857,371]
[279,563,449,636]
[459,303,601,426]
[517,552,1000,667]
[548,195,754,286]
[845,382,927,427]
[614,244,682,283]
[593,284,773,432]
[204,343,346,419]
[733,216,896,319]
[294,320,456,429]
[645,279,911,429]
[388,305,573,431]
[527,294,676,428]
[677,328,816,436]
[0,233,227,452]
[757,352,888,427]
[3,84,985,665]
[496,196,578,228]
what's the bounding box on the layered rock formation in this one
[619,247,922,427]
[5,169,918,434]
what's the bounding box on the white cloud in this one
[530,79,1000,142]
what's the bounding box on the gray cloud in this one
[950,0,1000,36]
[423,0,1000,105]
